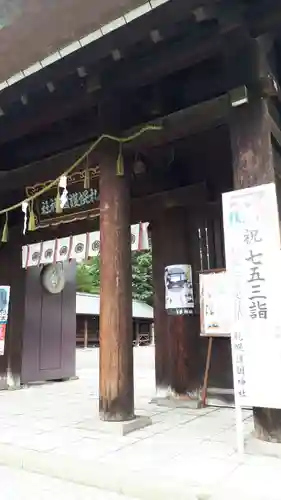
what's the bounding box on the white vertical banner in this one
[88,231,100,257]
[69,234,87,262]
[139,222,149,250]
[222,183,281,410]
[56,237,71,262]
[22,246,28,268]
[21,223,150,267]
[40,240,56,265]
[27,243,42,267]
[131,224,141,251]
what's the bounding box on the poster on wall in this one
[223,182,281,409]
[0,286,11,356]
[200,270,232,337]
[165,264,194,315]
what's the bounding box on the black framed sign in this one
[26,167,99,229]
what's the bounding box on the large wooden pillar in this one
[152,207,201,399]
[228,36,281,441]
[151,214,170,397]
[99,149,134,422]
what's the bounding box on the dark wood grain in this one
[21,261,76,384]
[99,150,134,421]
[152,208,201,396]
[228,36,281,442]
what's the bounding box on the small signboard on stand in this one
[200,269,231,338]
[199,269,231,407]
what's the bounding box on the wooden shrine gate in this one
[19,222,148,385]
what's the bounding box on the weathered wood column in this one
[99,149,134,421]
[151,214,171,397]
[228,36,281,441]
[151,207,201,399]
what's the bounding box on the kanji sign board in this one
[223,183,281,409]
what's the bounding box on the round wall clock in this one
[41,263,65,294]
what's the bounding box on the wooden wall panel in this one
[21,261,76,384]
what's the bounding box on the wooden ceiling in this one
[0,0,281,172]
[0,0,147,82]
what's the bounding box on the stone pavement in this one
[0,464,137,500]
[0,347,280,500]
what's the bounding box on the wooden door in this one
[21,261,76,384]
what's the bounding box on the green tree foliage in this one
[131,251,153,305]
[76,257,100,294]
[76,264,93,293]
[76,251,153,304]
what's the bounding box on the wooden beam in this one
[0,0,211,101]
[104,24,221,90]
[132,183,207,222]
[124,94,228,152]
[0,28,224,146]
[0,61,229,158]
[4,2,279,146]
[0,92,98,146]
[0,144,90,192]
[0,95,229,192]
[248,1,281,38]
[1,0,281,118]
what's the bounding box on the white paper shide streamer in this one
[59,175,68,209]
[22,201,28,235]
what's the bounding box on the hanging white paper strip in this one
[69,233,87,262]
[22,246,28,268]
[88,231,100,257]
[131,223,141,251]
[59,175,67,189]
[40,240,57,265]
[27,242,42,267]
[22,201,28,235]
[56,237,71,262]
[60,188,68,209]
[139,222,149,250]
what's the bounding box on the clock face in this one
[41,264,65,294]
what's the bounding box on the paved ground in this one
[0,465,137,500]
[0,347,279,500]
